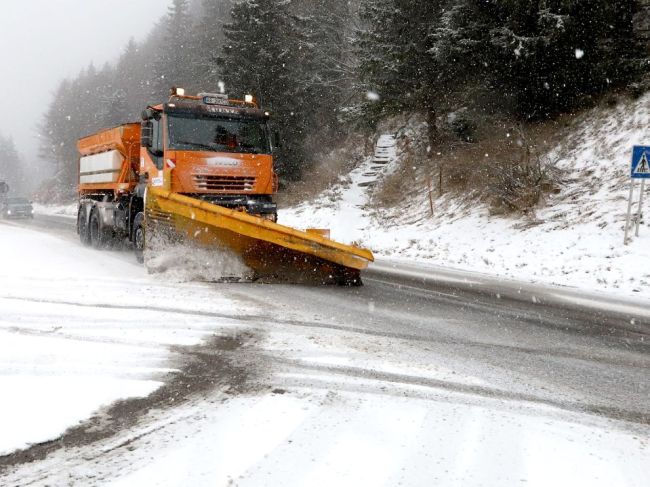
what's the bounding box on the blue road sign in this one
[631,146,650,179]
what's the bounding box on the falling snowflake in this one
[575,49,585,59]
[366,91,380,102]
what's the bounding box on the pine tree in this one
[38,64,115,189]
[103,88,130,126]
[357,0,444,126]
[152,0,195,97]
[298,0,355,143]
[114,38,145,116]
[435,0,642,118]
[0,134,25,193]
[220,0,310,178]
[192,0,233,89]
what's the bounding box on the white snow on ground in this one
[0,223,246,455]
[11,382,649,487]
[107,393,648,487]
[281,134,398,244]
[32,202,77,218]
[1,221,649,486]
[281,94,650,298]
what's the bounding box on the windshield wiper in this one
[237,145,263,154]
[174,140,217,151]
[175,139,264,154]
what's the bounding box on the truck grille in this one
[193,175,256,191]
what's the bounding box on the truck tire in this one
[78,205,90,246]
[133,212,145,264]
[89,208,111,250]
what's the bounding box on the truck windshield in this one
[167,115,271,154]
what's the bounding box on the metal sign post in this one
[624,146,650,244]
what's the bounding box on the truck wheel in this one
[78,205,90,246]
[89,209,111,250]
[133,212,145,264]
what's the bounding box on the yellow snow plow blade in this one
[145,187,374,285]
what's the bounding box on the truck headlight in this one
[7,210,11,215]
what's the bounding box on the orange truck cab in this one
[76,89,279,251]
[140,90,278,218]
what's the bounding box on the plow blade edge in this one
[145,187,374,285]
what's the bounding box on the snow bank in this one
[32,202,77,218]
[99,392,650,487]
[0,223,244,455]
[281,94,650,299]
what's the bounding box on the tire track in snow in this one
[270,357,650,427]
[0,332,265,474]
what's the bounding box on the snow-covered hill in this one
[281,94,650,298]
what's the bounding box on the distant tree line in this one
[40,0,356,190]
[357,0,645,131]
[40,0,647,192]
[0,133,26,194]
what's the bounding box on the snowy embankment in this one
[281,96,650,299]
[32,202,77,219]
[0,223,246,455]
[105,392,647,487]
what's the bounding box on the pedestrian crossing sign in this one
[631,146,650,178]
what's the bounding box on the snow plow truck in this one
[76,88,373,284]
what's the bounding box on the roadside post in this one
[624,146,650,244]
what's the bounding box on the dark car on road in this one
[1,197,34,219]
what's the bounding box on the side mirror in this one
[141,108,158,121]
[0,182,8,194]
[141,121,153,148]
[273,130,282,149]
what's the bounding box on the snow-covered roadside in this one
[281,95,650,299]
[32,202,77,219]
[105,392,650,487]
[0,223,247,455]
[1,222,648,486]
[5,307,650,487]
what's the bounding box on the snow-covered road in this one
[1,218,649,486]
[0,221,250,455]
